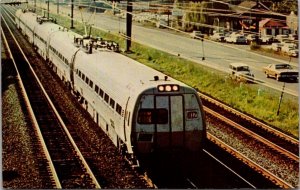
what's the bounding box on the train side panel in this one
[16,10,38,43]
[48,31,79,83]
[73,53,133,153]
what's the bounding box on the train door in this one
[155,95,184,149]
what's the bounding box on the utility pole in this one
[255,0,260,44]
[57,0,59,14]
[276,82,285,116]
[126,0,132,52]
[47,0,49,19]
[71,0,74,29]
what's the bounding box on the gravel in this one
[207,118,299,187]
[2,58,45,188]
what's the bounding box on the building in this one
[259,18,290,36]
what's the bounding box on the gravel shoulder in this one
[2,41,45,188]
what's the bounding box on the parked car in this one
[229,62,254,82]
[287,48,299,57]
[224,32,238,43]
[263,63,298,81]
[233,35,247,44]
[275,34,289,42]
[190,30,204,39]
[281,43,297,53]
[271,42,284,51]
[288,34,298,41]
[245,34,260,44]
[156,20,168,28]
[225,35,246,44]
[260,35,274,44]
[210,32,225,42]
[224,35,233,43]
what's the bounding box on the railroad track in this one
[199,93,298,188]
[199,92,299,155]
[205,106,298,162]
[206,134,294,188]
[1,7,100,189]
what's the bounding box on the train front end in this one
[132,83,206,155]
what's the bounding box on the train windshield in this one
[137,109,168,124]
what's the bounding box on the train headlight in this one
[165,85,172,92]
[157,85,179,92]
[158,85,165,92]
[172,85,179,91]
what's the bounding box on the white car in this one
[210,33,225,42]
[285,48,299,57]
[226,35,246,44]
[271,42,283,51]
[260,35,274,44]
[229,62,254,82]
[224,35,233,43]
[281,43,297,53]
[275,34,289,42]
[190,30,204,39]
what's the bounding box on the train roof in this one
[49,29,82,60]
[74,50,189,103]
[16,9,39,29]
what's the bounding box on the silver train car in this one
[15,9,206,164]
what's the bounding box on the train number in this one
[186,110,198,120]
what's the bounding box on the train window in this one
[116,104,122,115]
[89,80,93,88]
[104,94,109,103]
[95,85,99,93]
[137,109,168,124]
[82,73,85,81]
[137,110,152,124]
[110,99,115,109]
[78,70,81,77]
[156,109,168,124]
[85,77,89,84]
[99,89,104,98]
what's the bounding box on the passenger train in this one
[15,8,206,165]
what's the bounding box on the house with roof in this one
[259,18,290,36]
[229,0,272,33]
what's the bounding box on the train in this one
[15,8,206,165]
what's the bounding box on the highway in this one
[35,3,300,96]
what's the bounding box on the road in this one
[36,3,300,96]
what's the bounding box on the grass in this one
[34,8,299,138]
